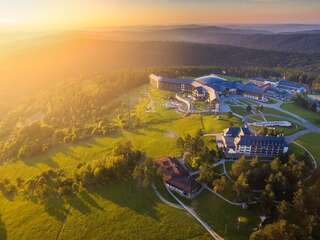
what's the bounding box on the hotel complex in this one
[218,127,289,158]
[150,74,308,107]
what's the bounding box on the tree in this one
[233,173,249,201]
[197,163,217,184]
[277,200,289,219]
[250,220,303,240]
[231,156,248,179]
[133,158,158,188]
[246,105,252,113]
[212,176,227,193]
[250,157,259,168]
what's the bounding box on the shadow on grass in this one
[65,194,91,215]
[0,215,7,240]
[43,197,69,222]
[22,154,60,169]
[90,181,160,220]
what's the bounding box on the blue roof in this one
[225,127,251,137]
[196,75,241,92]
[242,127,251,135]
[278,80,305,89]
[238,83,265,95]
[239,136,287,147]
[194,86,206,94]
[225,127,241,137]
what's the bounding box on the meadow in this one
[0,86,245,240]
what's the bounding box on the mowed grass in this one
[229,106,248,116]
[190,191,259,240]
[296,133,320,164]
[0,182,212,240]
[281,102,320,127]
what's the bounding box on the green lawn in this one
[0,182,212,240]
[253,115,305,136]
[295,133,320,164]
[230,106,248,116]
[239,98,258,107]
[281,102,320,127]
[190,190,259,240]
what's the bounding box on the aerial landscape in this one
[0,1,320,239]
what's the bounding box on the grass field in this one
[0,182,212,240]
[281,102,320,127]
[295,133,320,164]
[191,191,259,240]
[0,86,246,240]
[229,106,248,116]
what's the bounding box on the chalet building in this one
[156,157,201,199]
[220,127,288,158]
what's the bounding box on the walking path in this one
[227,98,320,143]
[292,141,318,170]
[165,184,224,240]
[152,184,183,209]
[204,185,242,206]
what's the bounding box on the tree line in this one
[0,142,158,202]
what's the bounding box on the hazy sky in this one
[0,0,319,30]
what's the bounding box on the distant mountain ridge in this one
[86,25,320,54]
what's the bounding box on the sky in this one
[0,0,320,31]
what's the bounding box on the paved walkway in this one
[292,141,318,170]
[227,98,320,143]
[204,185,242,206]
[165,185,224,240]
[152,184,183,209]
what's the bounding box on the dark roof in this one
[225,127,251,137]
[238,83,265,95]
[242,127,251,136]
[249,77,267,82]
[225,127,241,137]
[159,77,194,85]
[238,136,287,147]
[156,157,200,194]
[194,86,206,94]
[167,175,201,194]
[278,80,305,89]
